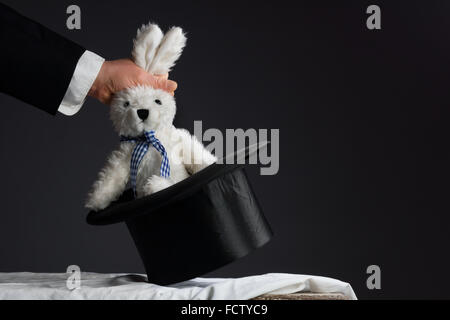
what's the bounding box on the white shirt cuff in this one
[58,50,105,116]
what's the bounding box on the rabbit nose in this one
[137,109,149,120]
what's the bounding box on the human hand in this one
[88,59,177,105]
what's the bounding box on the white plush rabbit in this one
[86,23,216,211]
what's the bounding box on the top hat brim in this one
[86,142,268,226]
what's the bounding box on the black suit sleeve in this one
[0,3,86,114]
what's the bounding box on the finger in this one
[99,90,112,105]
[138,73,176,93]
[165,80,177,93]
[105,96,113,105]
[104,91,113,105]
[155,73,169,80]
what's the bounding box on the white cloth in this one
[58,50,104,116]
[0,272,356,300]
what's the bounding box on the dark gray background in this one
[0,0,449,299]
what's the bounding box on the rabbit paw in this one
[142,175,173,195]
[85,193,110,212]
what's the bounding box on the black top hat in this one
[87,144,273,285]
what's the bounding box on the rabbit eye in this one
[154,99,162,105]
[123,101,130,107]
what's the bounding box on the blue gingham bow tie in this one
[120,130,170,195]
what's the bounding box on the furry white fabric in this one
[86,23,216,211]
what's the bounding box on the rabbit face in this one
[110,85,176,137]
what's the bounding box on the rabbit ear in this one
[148,27,186,74]
[132,23,164,72]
